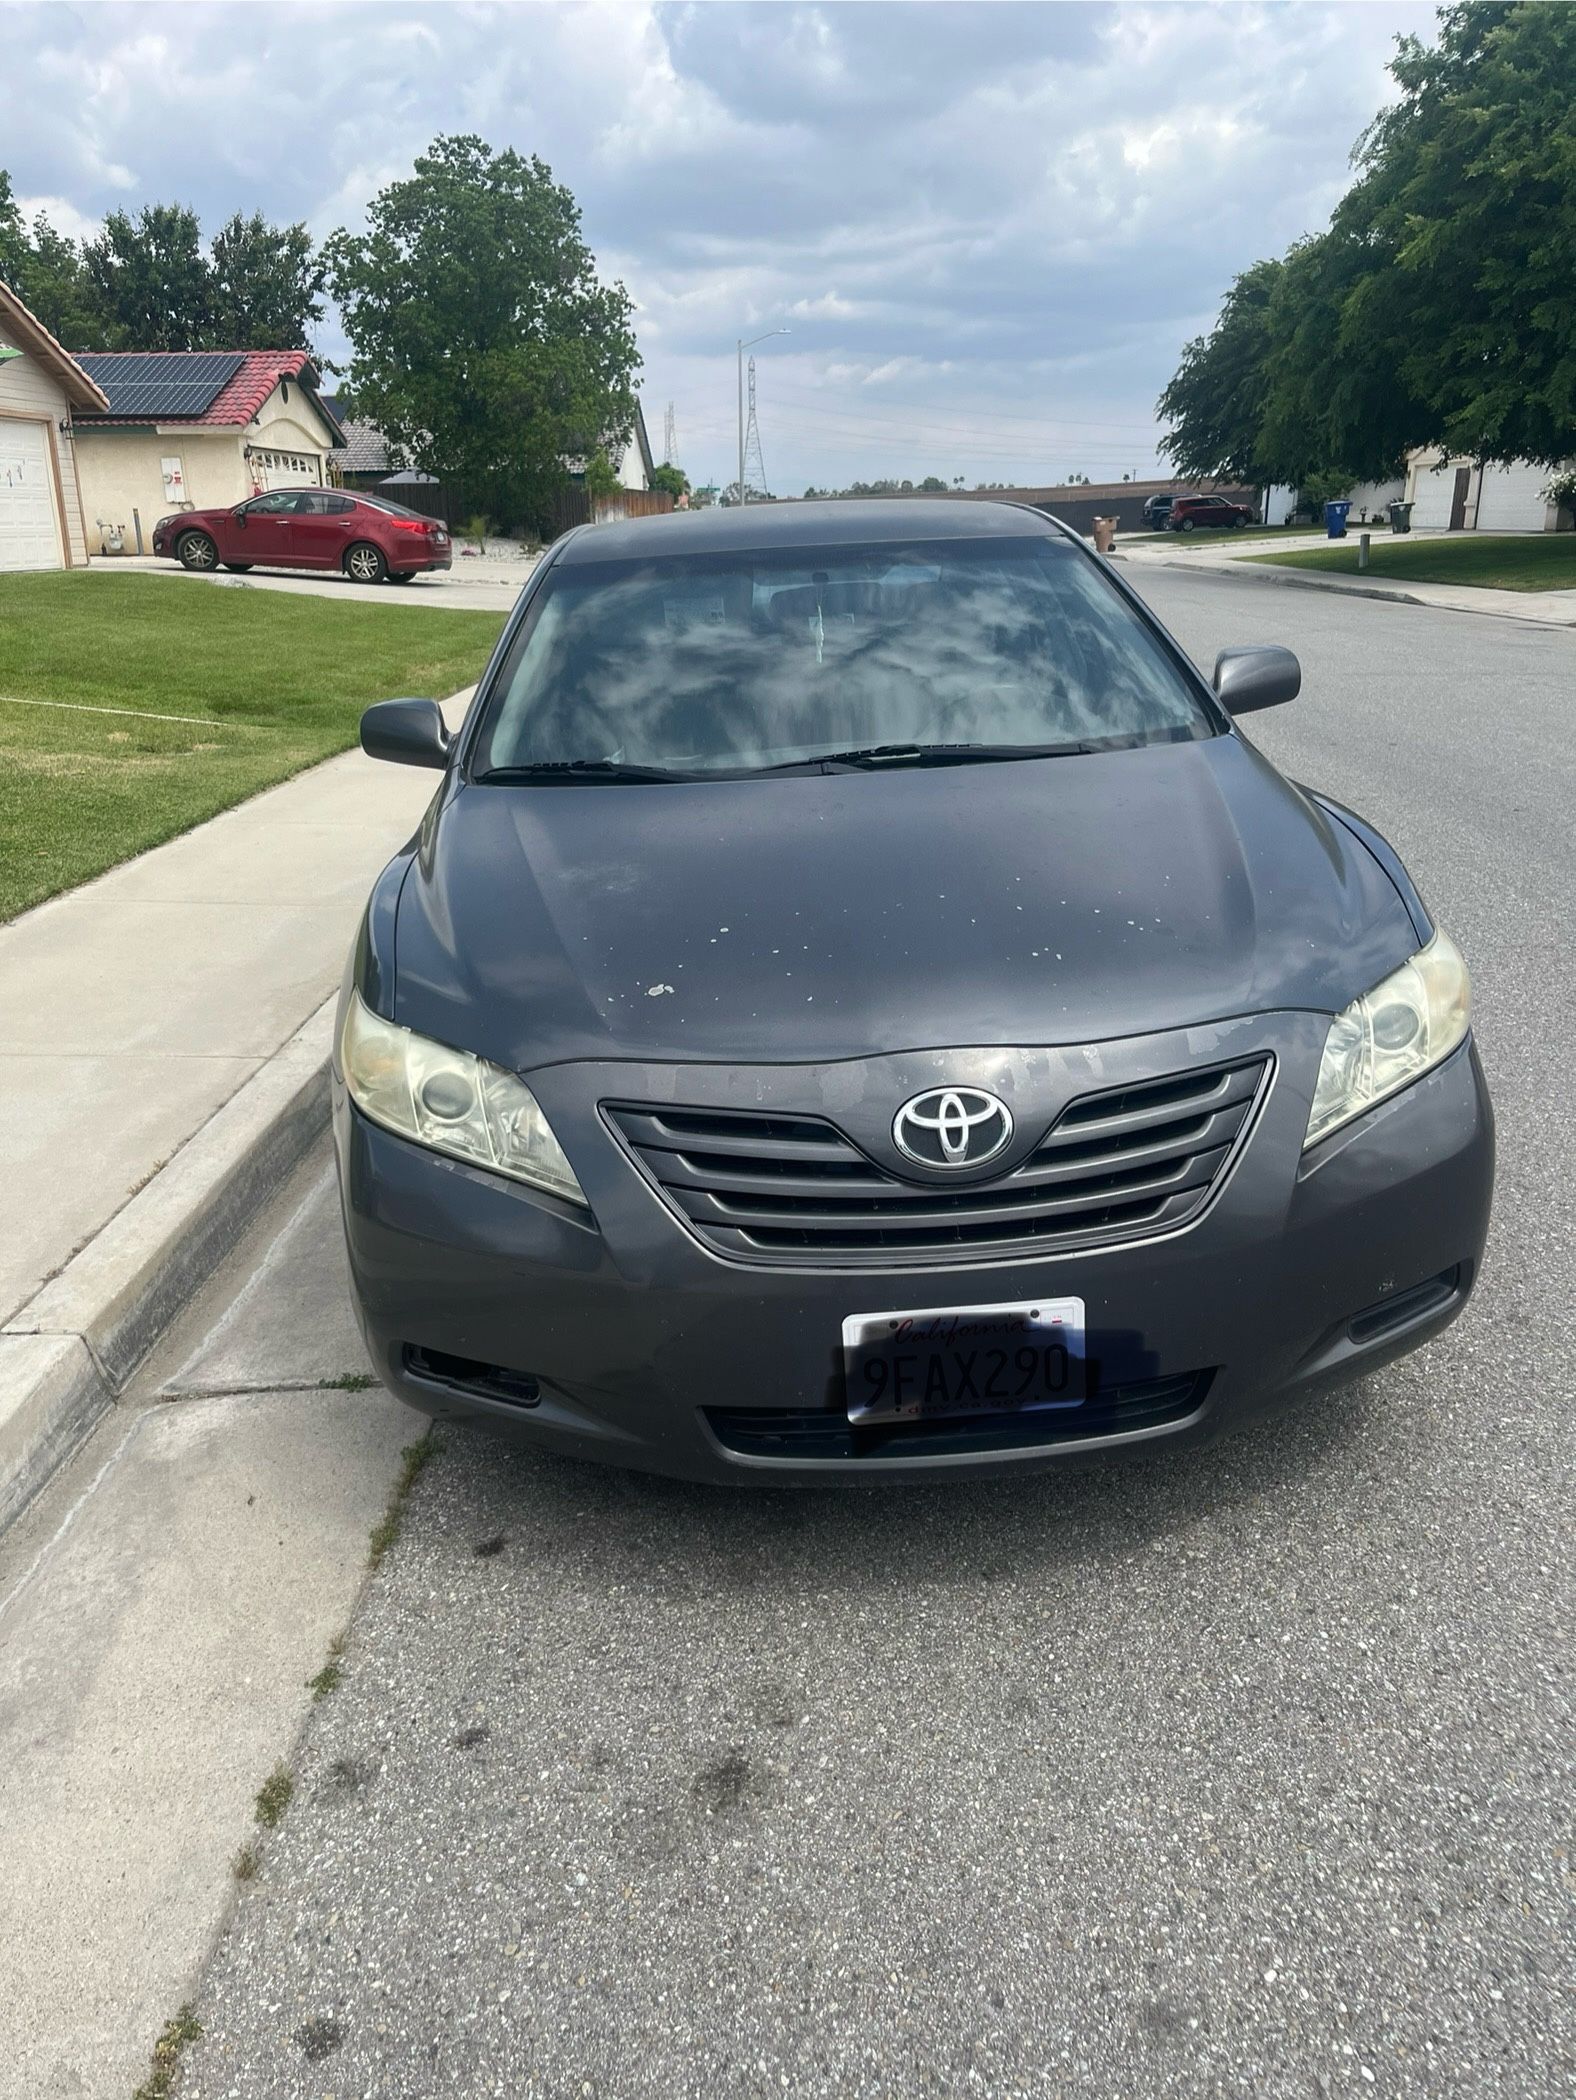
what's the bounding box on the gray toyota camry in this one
[333,499,1493,1480]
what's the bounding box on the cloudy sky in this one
[6,0,1435,492]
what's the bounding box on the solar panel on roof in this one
[74,351,247,419]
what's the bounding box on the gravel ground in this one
[175,575,1574,2100]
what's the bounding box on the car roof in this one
[553,497,1070,566]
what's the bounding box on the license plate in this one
[842,1298,1085,1426]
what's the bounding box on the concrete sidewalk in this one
[0,709,468,1323]
[1117,536,1576,627]
[0,690,469,1523]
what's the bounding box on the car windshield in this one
[472,534,1213,780]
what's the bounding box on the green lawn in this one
[1245,533,1576,593]
[0,573,505,922]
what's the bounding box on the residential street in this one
[153,572,1573,2099]
[5,572,1570,2099]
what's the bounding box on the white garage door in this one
[0,418,65,572]
[1408,463,1459,531]
[1475,462,1550,533]
[252,448,321,492]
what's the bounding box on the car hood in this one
[389,735,1418,1073]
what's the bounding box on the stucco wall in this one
[74,429,253,545]
[73,380,341,546]
[0,341,89,564]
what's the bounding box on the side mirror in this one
[232,508,248,526]
[360,697,450,770]
[1213,644,1300,715]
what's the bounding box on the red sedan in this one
[151,489,452,583]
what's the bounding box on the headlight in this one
[339,991,587,1206]
[1305,929,1471,1150]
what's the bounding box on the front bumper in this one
[333,1014,1493,1483]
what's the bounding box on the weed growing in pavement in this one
[368,1434,438,1570]
[308,1633,347,1700]
[232,1841,260,1881]
[254,1762,293,1829]
[322,1372,377,1391]
[131,2004,201,2100]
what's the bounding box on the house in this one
[1402,449,1572,532]
[320,396,392,490]
[0,277,108,571]
[69,349,345,550]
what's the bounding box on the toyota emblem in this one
[892,1086,1013,1170]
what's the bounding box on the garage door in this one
[1475,462,1550,533]
[0,418,65,571]
[1408,463,1459,531]
[252,448,321,493]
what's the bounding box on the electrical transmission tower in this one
[741,357,768,499]
[663,402,676,464]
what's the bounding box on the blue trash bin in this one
[1324,500,1352,539]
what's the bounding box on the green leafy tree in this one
[918,475,947,491]
[0,171,106,345]
[208,212,325,348]
[325,135,640,534]
[582,448,621,500]
[1157,257,1287,483]
[1165,3,1576,483]
[648,461,689,500]
[1333,0,1576,465]
[85,203,212,350]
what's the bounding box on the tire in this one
[344,542,388,584]
[177,530,218,571]
[1179,518,1196,532]
[223,562,254,572]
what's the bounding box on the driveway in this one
[8,572,1573,2099]
[80,548,538,611]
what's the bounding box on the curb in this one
[1114,550,1576,628]
[1111,550,1423,608]
[0,996,338,1532]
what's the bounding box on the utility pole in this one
[663,402,676,465]
[736,329,787,504]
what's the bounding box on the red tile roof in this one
[73,349,336,430]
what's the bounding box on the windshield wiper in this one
[476,758,688,784]
[758,740,1096,773]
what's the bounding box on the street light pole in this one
[735,328,788,505]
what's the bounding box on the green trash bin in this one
[1388,501,1413,535]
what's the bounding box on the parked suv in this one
[1167,495,1259,532]
[1141,493,1174,528]
[151,489,452,583]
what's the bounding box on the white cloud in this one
[0,0,1436,487]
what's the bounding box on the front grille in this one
[706,1370,1212,1460]
[606,1057,1269,1267]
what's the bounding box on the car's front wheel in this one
[344,542,388,584]
[1179,518,1196,532]
[177,530,218,571]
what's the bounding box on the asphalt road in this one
[176,572,1574,2100]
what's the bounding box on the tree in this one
[582,448,621,500]
[918,475,947,491]
[1158,257,1286,484]
[85,203,212,350]
[325,135,640,534]
[1159,2,1576,483]
[648,461,689,500]
[0,171,105,345]
[208,212,325,348]
[1334,0,1576,466]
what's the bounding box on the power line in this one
[759,378,1163,441]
